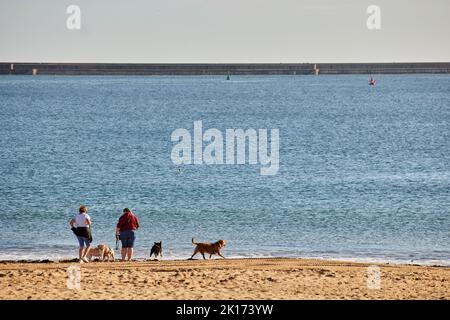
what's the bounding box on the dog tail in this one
[192,238,197,245]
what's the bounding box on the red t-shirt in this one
[117,212,140,231]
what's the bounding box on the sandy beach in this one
[0,258,448,300]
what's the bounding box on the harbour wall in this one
[1,62,450,75]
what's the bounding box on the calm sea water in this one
[0,74,449,265]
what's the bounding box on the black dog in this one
[150,241,162,259]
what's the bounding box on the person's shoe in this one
[82,257,89,263]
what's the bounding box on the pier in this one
[1,62,449,75]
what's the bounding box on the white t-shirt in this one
[75,213,91,227]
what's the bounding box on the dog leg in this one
[201,252,206,260]
[189,248,199,260]
[218,252,226,259]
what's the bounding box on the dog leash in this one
[115,233,120,251]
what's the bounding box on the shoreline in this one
[1,258,448,299]
[1,256,449,267]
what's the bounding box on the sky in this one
[0,0,449,63]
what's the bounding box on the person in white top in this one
[69,205,92,263]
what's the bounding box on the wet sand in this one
[0,258,448,300]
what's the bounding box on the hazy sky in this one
[0,0,449,62]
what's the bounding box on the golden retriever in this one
[189,238,226,260]
[86,244,110,261]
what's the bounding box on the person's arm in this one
[116,216,123,234]
[69,218,75,227]
[86,217,91,226]
[135,216,140,229]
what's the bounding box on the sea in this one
[0,74,449,265]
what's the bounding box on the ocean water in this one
[0,74,449,265]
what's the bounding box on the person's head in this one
[123,208,131,214]
[79,205,87,214]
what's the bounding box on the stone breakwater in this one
[1,62,450,75]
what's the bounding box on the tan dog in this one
[103,247,115,262]
[86,244,108,261]
[189,238,226,260]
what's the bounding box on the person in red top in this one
[115,208,140,261]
